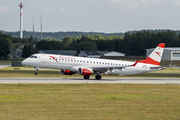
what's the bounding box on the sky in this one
[1,0,180,33]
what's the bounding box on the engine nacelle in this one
[61,70,75,75]
[78,68,93,76]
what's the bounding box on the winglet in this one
[131,59,140,66]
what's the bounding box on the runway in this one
[0,77,180,84]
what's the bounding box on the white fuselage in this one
[22,54,160,76]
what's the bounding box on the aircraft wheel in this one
[95,75,101,80]
[35,67,39,75]
[84,75,90,79]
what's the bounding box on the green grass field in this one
[0,66,180,119]
[0,84,180,120]
[0,68,180,78]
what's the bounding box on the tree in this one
[62,36,72,46]
[22,45,38,58]
[0,33,12,59]
[75,42,97,51]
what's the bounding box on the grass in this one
[0,68,180,78]
[0,59,22,65]
[0,84,180,120]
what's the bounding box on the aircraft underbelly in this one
[107,66,149,76]
[112,69,139,75]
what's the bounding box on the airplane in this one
[21,43,165,80]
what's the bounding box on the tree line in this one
[36,30,180,56]
[2,29,180,41]
[1,30,180,59]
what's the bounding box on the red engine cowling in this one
[78,68,93,76]
[61,70,75,75]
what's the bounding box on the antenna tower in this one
[33,16,34,40]
[18,2,25,38]
[41,16,43,40]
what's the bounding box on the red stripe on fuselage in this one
[49,56,58,62]
[139,57,160,65]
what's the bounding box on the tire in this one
[95,75,101,80]
[84,75,90,79]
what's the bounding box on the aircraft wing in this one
[68,59,140,74]
[92,59,140,73]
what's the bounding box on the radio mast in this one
[18,3,24,38]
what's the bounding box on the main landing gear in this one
[35,67,39,75]
[95,75,101,80]
[84,75,90,79]
[83,75,102,80]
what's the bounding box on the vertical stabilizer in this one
[139,43,165,65]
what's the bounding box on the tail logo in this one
[155,51,161,57]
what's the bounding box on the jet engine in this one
[61,70,75,75]
[78,68,93,76]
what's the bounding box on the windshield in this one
[29,56,37,58]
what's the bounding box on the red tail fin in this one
[139,43,165,65]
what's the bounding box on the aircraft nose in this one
[21,59,28,65]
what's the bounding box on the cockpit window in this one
[29,56,37,58]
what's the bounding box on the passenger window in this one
[77,60,79,62]
[62,59,64,61]
[74,60,76,62]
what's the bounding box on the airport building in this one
[78,51,126,58]
[146,47,180,60]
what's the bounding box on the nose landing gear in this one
[35,67,39,75]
